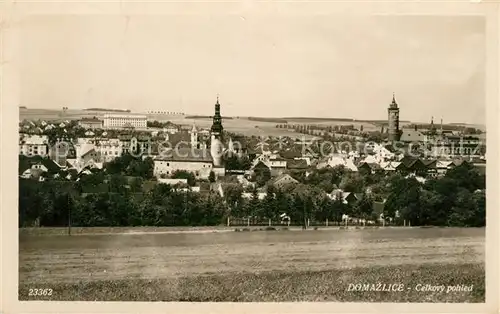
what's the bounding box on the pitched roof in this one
[253,161,270,170]
[19,156,44,174]
[165,132,191,146]
[272,173,298,185]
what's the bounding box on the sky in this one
[19,15,485,124]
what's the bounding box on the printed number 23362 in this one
[29,288,53,296]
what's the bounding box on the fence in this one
[226,217,405,228]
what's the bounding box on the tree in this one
[208,171,216,183]
[171,170,196,186]
[255,168,271,187]
[339,172,365,193]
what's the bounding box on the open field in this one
[19,227,484,302]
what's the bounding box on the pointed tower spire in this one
[390,92,398,109]
[211,94,224,137]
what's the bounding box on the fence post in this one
[382,219,385,227]
[326,218,328,226]
[247,217,250,227]
[269,218,271,226]
[307,219,310,228]
[227,217,230,227]
[288,219,290,227]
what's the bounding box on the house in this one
[286,159,308,171]
[19,135,49,157]
[396,156,427,173]
[68,145,103,172]
[272,173,298,188]
[328,189,363,205]
[268,156,287,176]
[400,129,425,143]
[19,156,65,180]
[153,147,218,180]
[79,117,103,130]
[252,160,271,173]
[325,154,358,172]
[97,138,123,161]
[118,135,151,155]
[379,161,401,171]
[280,147,303,160]
[357,162,381,174]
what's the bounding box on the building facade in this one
[19,135,49,157]
[153,147,214,179]
[387,93,401,142]
[79,117,103,129]
[103,114,147,130]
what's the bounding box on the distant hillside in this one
[247,117,288,123]
[84,108,131,113]
[283,117,354,122]
[185,115,234,120]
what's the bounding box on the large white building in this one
[153,147,214,179]
[103,114,147,130]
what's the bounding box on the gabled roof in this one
[19,156,44,174]
[253,161,270,170]
[272,173,298,185]
[164,132,191,146]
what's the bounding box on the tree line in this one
[19,157,485,228]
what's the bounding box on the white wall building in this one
[99,138,123,161]
[103,114,147,130]
[153,147,215,180]
[19,135,49,156]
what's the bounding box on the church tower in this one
[387,93,401,142]
[190,121,199,149]
[210,95,224,167]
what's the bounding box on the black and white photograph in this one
[1,1,499,313]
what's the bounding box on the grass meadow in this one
[19,227,485,302]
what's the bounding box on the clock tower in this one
[388,93,401,142]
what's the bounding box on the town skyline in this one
[19,15,485,125]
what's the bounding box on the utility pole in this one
[67,193,72,236]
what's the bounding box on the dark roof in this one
[286,159,308,170]
[118,134,151,141]
[422,159,437,168]
[253,161,270,170]
[280,148,303,159]
[357,162,380,170]
[19,156,43,174]
[18,156,63,174]
[80,118,102,123]
[155,147,213,162]
[165,132,191,147]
